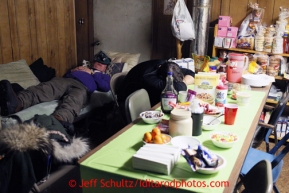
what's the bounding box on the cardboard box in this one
[169,58,195,72]
[227,27,238,38]
[214,37,224,47]
[218,16,231,27]
[217,26,228,37]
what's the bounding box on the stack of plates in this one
[132,144,180,175]
[242,74,274,87]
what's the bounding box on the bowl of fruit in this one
[210,132,238,148]
[142,127,171,145]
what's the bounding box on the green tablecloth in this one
[80,90,265,193]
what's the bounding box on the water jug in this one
[227,53,249,83]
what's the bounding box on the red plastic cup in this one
[224,104,238,125]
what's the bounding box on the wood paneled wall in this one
[210,0,288,27]
[0,0,77,77]
[152,0,289,60]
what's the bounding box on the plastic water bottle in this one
[161,71,177,114]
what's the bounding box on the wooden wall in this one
[152,0,289,60]
[1,1,288,77]
[210,0,288,27]
[0,0,77,77]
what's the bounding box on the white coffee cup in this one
[178,91,188,103]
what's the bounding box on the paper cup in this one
[224,104,238,125]
[178,91,188,103]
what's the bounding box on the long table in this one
[79,84,271,193]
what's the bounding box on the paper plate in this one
[242,74,273,87]
[171,136,201,149]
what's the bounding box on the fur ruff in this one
[0,123,90,163]
[0,123,51,154]
[51,137,89,163]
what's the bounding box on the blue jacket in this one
[64,71,110,93]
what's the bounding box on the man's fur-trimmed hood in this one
[0,122,89,163]
[0,123,51,155]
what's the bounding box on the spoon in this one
[206,114,224,125]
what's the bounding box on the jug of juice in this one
[227,53,249,83]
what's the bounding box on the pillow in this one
[29,58,56,82]
[105,62,127,77]
[0,60,40,89]
[105,51,141,71]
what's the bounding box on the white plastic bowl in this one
[236,91,251,106]
[211,132,238,148]
[196,154,226,174]
[140,110,164,124]
[170,136,200,149]
[202,115,221,130]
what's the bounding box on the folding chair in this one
[125,89,151,124]
[235,159,273,193]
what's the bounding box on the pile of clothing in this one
[0,114,89,193]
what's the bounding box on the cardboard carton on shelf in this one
[218,16,231,27]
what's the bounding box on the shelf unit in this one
[212,46,289,58]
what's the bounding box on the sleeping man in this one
[0,51,111,124]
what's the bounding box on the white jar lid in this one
[170,108,191,120]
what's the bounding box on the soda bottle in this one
[161,71,178,114]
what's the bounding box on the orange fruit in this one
[151,127,161,139]
[143,132,152,143]
[153,134,164,144]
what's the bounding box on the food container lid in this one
[216,85,228,90]
[170,109,191,120]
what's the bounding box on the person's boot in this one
[0,80,22,116]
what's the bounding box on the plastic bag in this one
[171,0,195,41]
[238,2,264,37]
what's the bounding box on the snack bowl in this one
[196,154,226,174]
[210,132,238,148]
[236,91,251,106]
[170,136,200,149]
[202,115,221,130]
[143,134,172,145]
[140,110,164,124]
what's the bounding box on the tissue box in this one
[217,27,228,37]
[227,27,238,38]
[218,16,231,27]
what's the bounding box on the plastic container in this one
[283,33,288,53]
[169,109,192,137]
[215,85,228,107]
[255,34,264,51]
[272,35,283,54]
[161,71,178,114]
[264,33,273,53]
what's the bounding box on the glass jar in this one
[169,109,192,137]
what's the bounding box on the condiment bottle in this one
[161,71,177,114]
[169,108,192,137]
